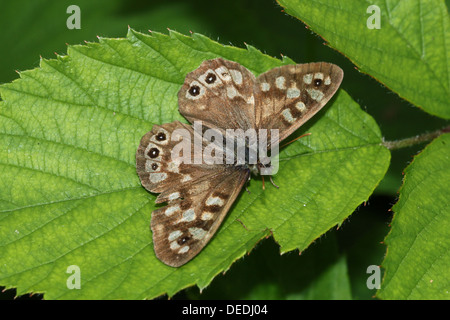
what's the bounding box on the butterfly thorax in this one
[224,134,273,177]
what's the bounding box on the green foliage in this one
[0,28,389,299]
[186,234,352,300]
[378,134,450,299]
[277,0,450,119]
[0,0,448,300]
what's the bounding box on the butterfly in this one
[136,58,343,267]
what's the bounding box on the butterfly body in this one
[137,58,343,267]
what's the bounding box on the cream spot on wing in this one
[229,69,243,85]
[324,76,331,85]
[303,73,313,84]
[150,172,167,183]
[247,95,255,105]
[260,82,270,92]
[201,212,214,221]
[181,174,192,182]
[179,246,190,254]
[314,72,324,80]
[215,66,231,81]
[295,101,307,113]
[179,208,195,223]
[168,230,183,242]
[282,108,296,123]
[165,205,180,217]
[306,88,324,101]
[189,227,207,240]
[170,241,180,250]
[227,86,239,99]
[286,87,300,99]
[168,192,180,201]
[275,76,286,89]
[206,196,225,206]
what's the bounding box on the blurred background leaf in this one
[378,134,450,300]
[184,232,353,300]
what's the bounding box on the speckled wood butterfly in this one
[136,58,343,267]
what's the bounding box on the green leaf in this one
[378,134,450,299]
[0,29,390,299]
[277,0,450,119]
[186,233,352,300]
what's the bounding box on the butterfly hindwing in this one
[151,167,248,267]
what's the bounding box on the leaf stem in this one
[382,126,450,150]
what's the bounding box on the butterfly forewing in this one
[178,58,257,133]
[255,62,343,143]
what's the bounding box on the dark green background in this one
[0,0,447,299]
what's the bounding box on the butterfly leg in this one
[281,132,312,148]
[269,176,279,189]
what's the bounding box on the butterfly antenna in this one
[281,132,312,148]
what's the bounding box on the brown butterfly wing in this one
[136,121,249,267]
[137,60,343,267]
[255,62,343,143]
[151,167,248,267]
[178,58,257,133]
